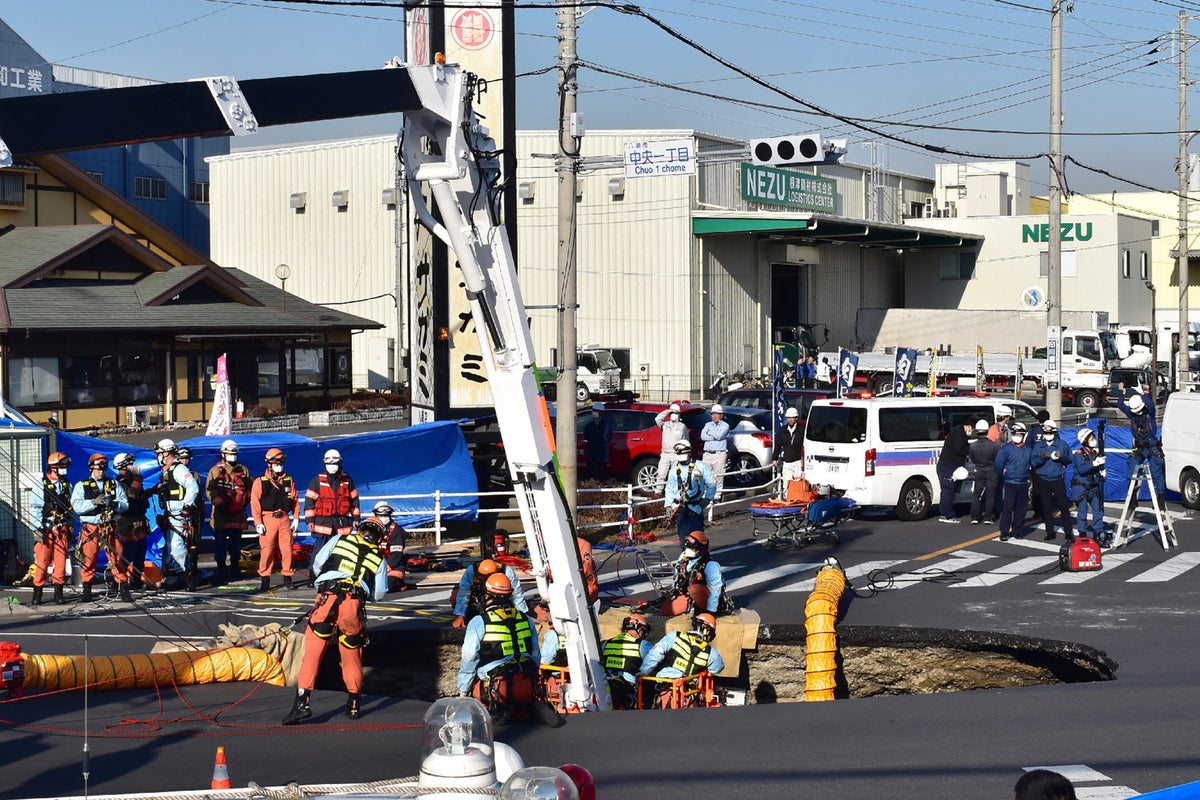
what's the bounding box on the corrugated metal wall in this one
[701,236,765,380]
[208,136,400,389]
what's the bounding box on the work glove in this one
[1050,451,1061,462]
[458,691,469,698]
[290,518,300,533]
[255,523,267,536]
[951,466,969,481]
[94,495,108,507]
[1092,456,1106,467]
[1099,469,1107,480]
[452,615,466,629]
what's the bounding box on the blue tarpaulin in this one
[53,422,479,564]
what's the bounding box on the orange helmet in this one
[357,517,386,543]
[477,558,500,577]
[47,452,70,468]
[694,612,717,641]
[484,573,513,596]
[684,531,709,551]
[621,613,650,637]
[265,448,285,464]
[87,453,109,469]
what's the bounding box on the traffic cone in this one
[211,746,232,790]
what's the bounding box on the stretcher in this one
[750,496,857,549]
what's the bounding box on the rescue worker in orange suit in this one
[452,557,528,627]
[70,454,128,603]
[29,452,75,605]
[638,612,724,707]
[601,613,653,710]
[207,439,253,584]
[282,516,389,725]
[661,531,733,617]
[456,573,563,727]
[304,448,360,563]
[112,453,151,602]
[370,501,408,592]
[251,448,301,592]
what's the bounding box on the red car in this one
[572,400,708,491]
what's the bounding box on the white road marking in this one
[950,556,1058,588]
[1126,551,1200,583]
[769,560,905,593]
[889,549,997,588]
[1024,765,1111,782]
[724,562,822,592]
[1039,553,1142,584]
[1076,788,1139,800]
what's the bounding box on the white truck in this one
[538,344,626,402]
[821,327,1119,409]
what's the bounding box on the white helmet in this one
[974,419,989,433]
[1128,394,1146,414]
[785,407,800,419]
[113,453,135,470]
[673,439,692,454]
[1077,428,1096,446]
[372,501,394,516]
[323,448,342,464]
[669,403,681,413]
[710,404,724,414]
[155,438,177,455]
[996,405,1012,419]
[220,439,239,455]
[1042,419,1058,432]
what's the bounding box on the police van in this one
[802,396,1041,520]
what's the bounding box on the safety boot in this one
[345,693,361,720]
[282,575,293,591]
[31,586,43,605]
[282,689,312,726]
[259,576,271,593]
[213,565,228,587]
[529,699,565,728]
[118,583,133,603]
[80,583,92,603]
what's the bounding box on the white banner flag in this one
[205,353,232,436]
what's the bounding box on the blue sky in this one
[2,1,1193,195]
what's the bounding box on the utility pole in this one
[1179,9,1192,392]
[1046,0,1064,421]
[556,0,581,515]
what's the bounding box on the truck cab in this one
[537,345,625,403]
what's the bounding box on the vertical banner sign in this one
[444,1,504,410]
[927,350,938,396]
[975,346,986,394]
[205,353,231,436]
[1046,325,1062,391]
[837,348,859,398]
[1015,349,1024,401]
[893,347,917,397]
[772,347,787,435]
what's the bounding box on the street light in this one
[1147,280,1158,400]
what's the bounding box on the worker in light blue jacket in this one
[994,422,1033,542]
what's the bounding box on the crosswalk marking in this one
[950,556,1058,588]
[725,562,821,592]
[1023,764,1137,800]
[1076,788,1138,800]
[1039,553,1141,584]
[1125,551,1200,583]
[769,560,905,593]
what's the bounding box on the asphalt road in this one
[2,490,1197,800]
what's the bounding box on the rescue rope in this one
[44,777,498,800]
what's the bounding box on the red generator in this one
[1059,537,1103,572]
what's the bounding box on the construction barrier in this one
[803,566,846,702]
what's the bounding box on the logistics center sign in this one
[741,162,839,213]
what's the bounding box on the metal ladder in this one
[1112,462,1177,549]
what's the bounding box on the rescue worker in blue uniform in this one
[451,557,527,627]
[601,613,653,710]
[456,573,562,727]
[994,422,1033,542]
[661,531,733,617]
[1117,383,1166,509]
[638,612,724,707]
[283,516,389,725]
[1071,428,1108,546]
[664,439,717,546]
[153,439,200,590]
[1031,420,1075,542]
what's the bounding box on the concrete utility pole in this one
[1046,0,1064,421]
[1179,9,1192,391]
[556,0,581,515]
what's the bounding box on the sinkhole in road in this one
[357,624,1117,706]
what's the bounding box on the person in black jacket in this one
[968,420,1000,525]
[772,407,805,487]
[937,420,975,523]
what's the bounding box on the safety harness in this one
[310,534,383,647]
[115,472,150,542]
[602,633,644,675]
[39,476,71,527]
[1131,412,1163,461]
[660,631,711,677]
[478,605,535,665]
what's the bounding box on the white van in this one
[1163,392,1200,509]
[802,396,1041,520]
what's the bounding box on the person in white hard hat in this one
[968,419,1000,525]
[701,404,730,500]
[304,448,361,559]
[207,439,253,584]
[152,438,200,590]
[583,402,612,480]
[1117,381,1166,509]
[773,406,805,487]
[652,402,688,495]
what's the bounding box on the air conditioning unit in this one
[126,406,151,427]
[924,198,938,218]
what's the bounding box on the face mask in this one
[1043,434,1055,442]
[676,453,689,463]
[325,464,339,474]
[670,413,679,421]
[378,516,391,526]
[1013,435,1025,445]
[683,547,699,559]
[157,453,166,465]
[56,467,68,477]
[224,454,237,463]
[271,464,284,474]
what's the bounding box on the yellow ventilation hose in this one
[804,566,846,701]
[23,647,285,691]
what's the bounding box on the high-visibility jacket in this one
[321,534,385,590]
[207,463,252,517]
[305,473,360,535]
[660,631,711,677]
[603,633,645,675]
[478,605,535,665]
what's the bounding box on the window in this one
[942,406,992,434]
[7,357,60,406]
[64,355,115,405]
[879,407,941,442]
[257,353,281,396]
[290,347,325,387]
[1038,250,1078,278]
[1076,336,1101,362]
[0,172,25,206]
[86,171,103,183]
[1140,251,1149,280]
[135,176,167,200]
[189,181,210,204]
[805,406,868,444]
[1122,249,1131,279]
[938,252,976,280]
[117,353,163,403]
